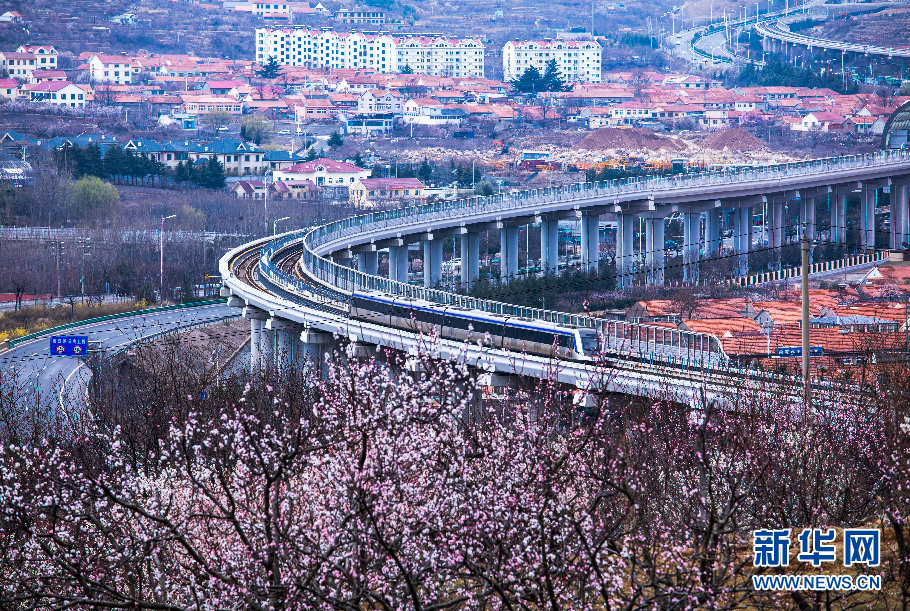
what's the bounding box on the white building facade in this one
[255,28,485,77]
[502,39,602,83]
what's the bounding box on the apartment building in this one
[255,28,485,77]
[335,9,385,24]
[502,39,602,84]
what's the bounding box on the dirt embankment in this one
[573,128,686,152]
[699,128,768,152]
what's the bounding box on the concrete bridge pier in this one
[268,318,304,373]
[800,195,817,261]
[860,186,876,251]
[539,217,559,274]
[460,231,480,290]
[617,213,635,287]
[644,216,665,286]
[644,215,665,285]
[682,211,699,284]
[769,196,785,269]
[831,191,847,246]
[499,224,519,282]
[734,205,751,277]
[299,328,332,379]
[703,208,722,258]
[388,243,409,284]
[892,181,910,250]
[422,234,443,287]
[243,306,270,372]
[356,250,379,276]
[580,213,600,273]
[260,321,276,371]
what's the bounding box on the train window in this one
[443,313,471,331]
[579,332,599,355]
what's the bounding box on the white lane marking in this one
[59,361,86,412]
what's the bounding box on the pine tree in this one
[103,146,126,182]
[256,56,284,79]
[327,132,343,147]
[201,157,226,189]
[541,59,568,92]
[174,160,189,183]
[418,157,433,183]
[511,66,543,94]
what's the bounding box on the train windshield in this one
[579,331,600,355]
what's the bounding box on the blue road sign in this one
[50,335,88,357]
[775,346,823,357]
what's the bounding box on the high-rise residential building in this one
[502,39,602,83]
[255,28,485,77]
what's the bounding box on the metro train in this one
[348,289,602,361]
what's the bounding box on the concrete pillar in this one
[860,187,876,251]
[267,318,303,374]
[734,205,750,277]
[423,238,442,287]
[500,225,519,282]
[704,208,722,258]
[580,213,600,273]
[832,193,847,245]
[388,244,409,284]
[260,325,276,370]
[243,306,269,372]
[644,216,665,286]
[460,232,480,290]
[894,182,910,250]
[682,211,699,284]
[800,197,816,262]
[770,198,784,269]
[357,251,378,275]
[299,328,333,379]
[540,219,559,274]
[617,213,635,287]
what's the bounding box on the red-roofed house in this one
[204,80,244,95]
[88,54,135,84]
[28,69,66,84]
[0,52,36,78]
[273,158,369,187]
[0,79,19,100]
[845,115,886,136]
[17,45,57,69]
[795,111,846,132]
[349,177,425,206]
[25,82,91,108]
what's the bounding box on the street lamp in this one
[160,214,176,301]
[273,216,290,236]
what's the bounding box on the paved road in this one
[1,303,238,419]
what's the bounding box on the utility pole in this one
[801,231,811,408]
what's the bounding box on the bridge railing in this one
[265,150,910,370]
[756,21,910,57]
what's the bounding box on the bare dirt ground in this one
[698,128,769,152]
